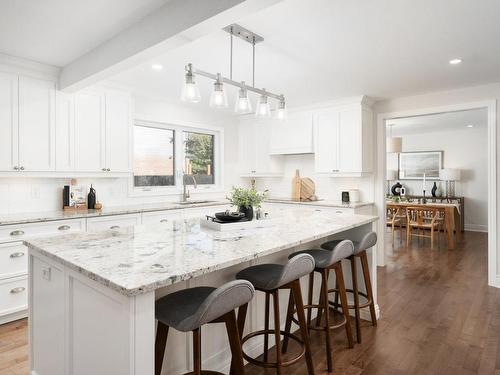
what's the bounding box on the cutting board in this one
[292,170,301,201]
[300,177,316,201]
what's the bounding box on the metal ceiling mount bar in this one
[192,66,283,101]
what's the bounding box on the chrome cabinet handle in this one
[58,225,71,231]
[110,225,120,229]
[107,168,111,172]
[20,166,25,170]
[10,287,25,294]
[10,251,25,258]
[10,230,25,236]
[159,219,169,223]
[102,168,107,171]
[13,166,19,170]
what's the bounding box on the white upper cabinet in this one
[55,91,74,171]
[74,91,106,172]
[18,76,56,171]
[314,98,373,176]
[269,111,314,154]
[238,118,283,177]
[0,72,18,171]
[104,91,131,173]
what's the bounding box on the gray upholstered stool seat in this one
[234,254,315,375]
[289,240,354,269]
[155,280,254,375]
[320,232,378,345]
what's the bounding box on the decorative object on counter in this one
[431,181,438,197]
[292,169,301,201]
[87,185,96,209]
[439,168,461,197]
[63,179,87,211]
[182,24,287,119]
[391,181,403,196]
[227,186,266,221]
[349,189,360,203]
[300,177,317,201]
[94,202,103,210]
[213,211,245,223]
[386,169,398,196]
[201,214,273,232]
[342,191,350,204]
[398,151,442,180]
[400,187,406,196]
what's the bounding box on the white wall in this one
[0,96,241,215]
[387,126,488,231]
[373,82,500,287]
[253,154,375,202]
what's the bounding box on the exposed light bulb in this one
[274,95,287,120]
[180,64,201,103]
[234,82,252,114]
[255,90,271,117]
[209,73,228,108]
[449,58,462,65]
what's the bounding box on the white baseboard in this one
[490,275,500,289]
[465,224,488,232]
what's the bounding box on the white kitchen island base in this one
[27,210,378,375]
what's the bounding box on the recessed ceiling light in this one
[151,64,163,71]
[466,124,474,128]
[449,59,462,65]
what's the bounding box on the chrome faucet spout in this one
[181,173,197,202]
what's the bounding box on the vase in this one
[431,182,438,197]
[239,206,254,221]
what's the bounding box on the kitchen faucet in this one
[182,173,197,202]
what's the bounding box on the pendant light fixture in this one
[209,73,228,108]
[181,24,287,119]
[180,63,201,103]
[386,124,402,153]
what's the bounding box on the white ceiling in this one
[387,108,488,136]
[109,0,500,108]
[0,0,170,66]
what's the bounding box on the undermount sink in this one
[177,200,215,205]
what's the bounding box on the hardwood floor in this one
[1,231,499,374]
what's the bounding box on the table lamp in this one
[439,168,461,197]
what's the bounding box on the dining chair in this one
[406,206,440,249]
[386,205,404,246]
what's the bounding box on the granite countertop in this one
[265,198,374,209]
[25,207,378,296]
[0,200,229,226]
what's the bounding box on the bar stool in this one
[155,280,254,375]
[285,240,355,373]
[321,232,377,344]
[235,254,315,375]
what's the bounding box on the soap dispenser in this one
[87,185,96,209]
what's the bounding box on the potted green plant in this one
[227,187,266,221]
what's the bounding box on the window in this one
[131,121,222,195]
[133,125,175,187]
[183,131,215,185]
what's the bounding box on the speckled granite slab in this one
[25,208,378,296]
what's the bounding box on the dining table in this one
[386,200,462,249]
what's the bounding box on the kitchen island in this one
[25,207,378,375]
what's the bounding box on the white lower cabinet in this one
[0,276,28,325]
[141,210,183,225]
[87,213,141,232]
[0,242,28,279]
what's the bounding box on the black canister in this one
[87,185,96,209]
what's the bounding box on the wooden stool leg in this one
[272,290,283,375]
[307,272,314,326]
[335,263,354,348]
[155,322,169,375]
[281,289,295,354]
[350,256,362,343]
[192,328,202,375]
[225,311,245,375]
[263,292,270,362]
[291,280,315,375]
[230,304,248,375]
[321,269,333,372]
[360,251,377,326]
[333,272,340,312]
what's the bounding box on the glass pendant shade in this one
[209,74,228,108]
[180,66,201,103]
[274,96,287,120]
[255,92,271,117]
[234,83,252,114]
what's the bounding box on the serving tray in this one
[201,217,274,232]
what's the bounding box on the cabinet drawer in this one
[87,213,141,232]
[0,276,28,317]
[0,218,86,243]
[0,242,27,279]
[141,210,182,225]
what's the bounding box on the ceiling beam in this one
[59,0,283,92]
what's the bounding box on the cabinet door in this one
[87,214,141,232]
[74,91,105,172]
[338,108,362,173]
[55,91,74,171]
[18,76,56,171]
[238,121,257,175]
[254,122,275,173]
[270,111,313,154]
[314,108,340,173]
[0,72,18,171]
[105,92,131,172]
